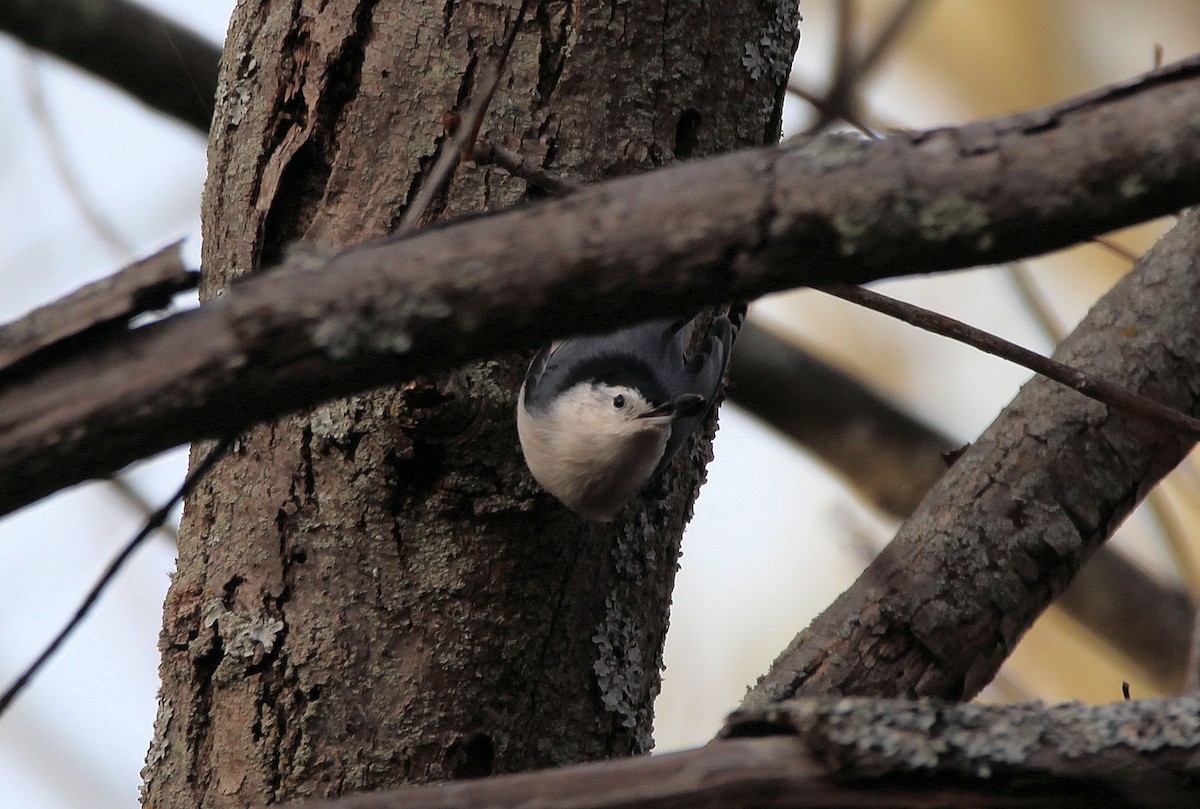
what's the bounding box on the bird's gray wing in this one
[656,307,743,475]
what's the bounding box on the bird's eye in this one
[612,394,625,409]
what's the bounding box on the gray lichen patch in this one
[741,0,802,83]
[723,695,1200,780]
[1118,174,1147,199]
[145,698,173,763]
[592,593,654,751]
[202,599,286,675]
[916,192,991,243]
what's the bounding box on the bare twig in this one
[816,282,1200,443]
[0,435,234,718]
[108,476,179,544]
[1006,262,1065,343]
[785,81,880,138]
[805,0,928,134]
[472,138,582,194]
[1093,235,1143,264]
[854,0,928,78]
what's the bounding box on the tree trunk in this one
[141,1,798,806]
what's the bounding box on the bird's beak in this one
[638,394,706,420]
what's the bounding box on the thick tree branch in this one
[3,56,1200,516]
[0,0,219,133]
[281,695,1200,809]
[743,206,1200,707]
[728,322,1194,691]
[0,243,194,369]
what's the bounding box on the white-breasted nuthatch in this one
[517,310,742,521]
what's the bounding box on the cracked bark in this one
[139,1,798,807]
[743,206,1200,707]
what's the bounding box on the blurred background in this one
[1,1,1199,806]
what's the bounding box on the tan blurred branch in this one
[731,322,953,516]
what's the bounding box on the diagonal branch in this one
[3,55,1200,516]
[0,242,195,369]
[728,322,1195,692]
[743,206,1200,706]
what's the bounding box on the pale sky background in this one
[2,2,1199,807]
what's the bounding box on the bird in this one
[517,309,741,520]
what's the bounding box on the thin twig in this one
[395,0,530,236]
[1092,236,1142,264]
[1006,262,1065,343]
[816,283,1200,443]
[0,436,235,719]
[472,138,582,194]
[108,476,179,544]
[805,0,858,135]
[854,0,928,78]
[805,0,927,135]
[786,81,880,139]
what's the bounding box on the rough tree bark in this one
[141,1,798,807]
